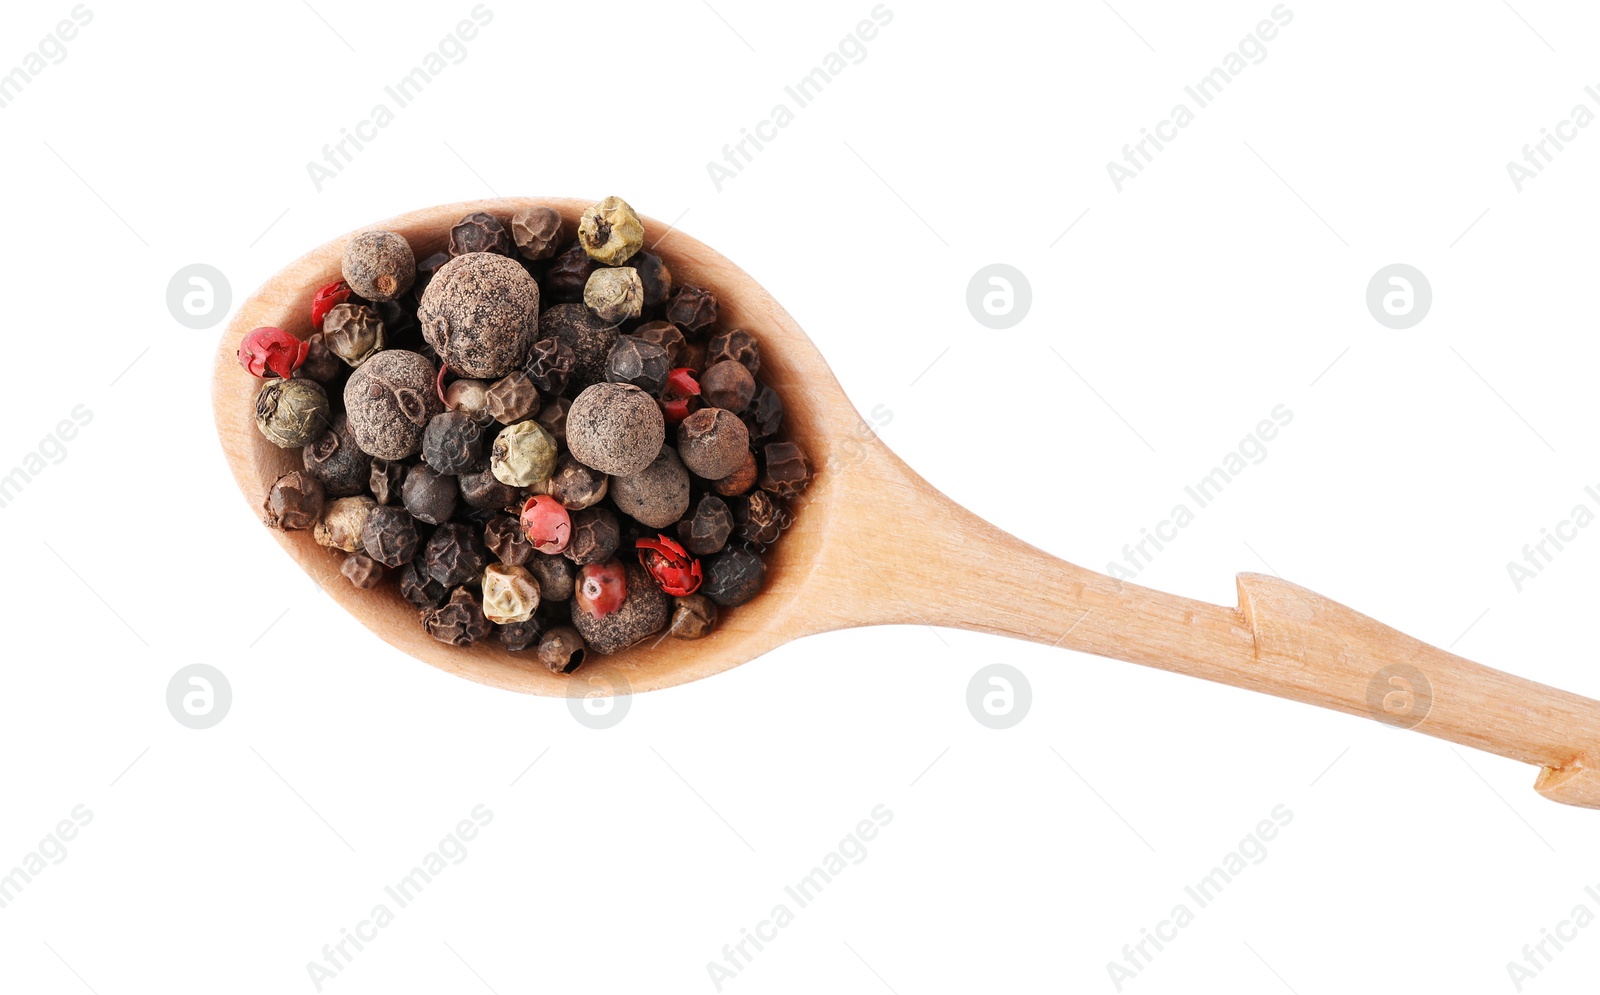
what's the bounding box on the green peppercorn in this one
[584,267,644,323]
[482,563,541,624]
[490,419,558,487]
[578,196,645,265]
[254,378,329,448]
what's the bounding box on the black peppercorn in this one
[402,464,458,525]
[665,284,718,333]
[424,523,489,587]
[547,455,608,510]
[303,414,372,498]
[702,547,765,607]
[344,350,443,460]
[448,211,515,257]
[610,446,690,529]
[537,395,571,446]
[711,450,758,497]
[342,230,416,303]
[500,617,544,652]
[485,372,540,425]
[457,465,524,512]
[631,320,685,365]
[422,587,493,645]
[361,504,420,567]
[678,494,733,555]
[544,241,596,302]
[677,407,751,480]
[760,441,812,499]
[511,206,564,262]
[563,506,620,566]
[735,489,784,546]
[538,625,586,673]
[605,335,671,395]
[342,553,385,590]
[423,410,487,475]
[699,360,755,413]
[369,458,407,505]
[418,253,540,378]
[742,383,784,441]
[570,562,670,654]
[706,328,760,375]
[400,559,448,609]
[567,382,665,476]
[669,594,718,639]
[323,303,385,367]
[630,251,674,309]
[263,471,325,530]
[416,250,452,293]
[523,336,575,397]
[483,514,531,566]
[529,553,576,601]
[297,332,343,383]
[541,303,618,390]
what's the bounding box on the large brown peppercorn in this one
[569,562,670,654]
[344,350,443,460]
[424,523,489,587]
[342,553,385,590]
[458,465,524,512]
[422,410,486,475]
[706,328,761,375]
[563,506,621,566]
[523,336,575,396]
[342,230,416,302]
[605,335,671,395]
[578,196,645,266]
[448,212,515,257]
[665,284,718,333]
[511,206,563,261]
[760,441,812,499]
[678,494,733,556]
[303,414,372,498]
[567,382,665,476]
[422,587,493,646]
[540,303,618,389]
[262,471,324,530]
[402,464,458,525]
[584,267,644,324]
[369,458,407,505]
[630,252,674,309]
[361,504,420,567]
[547,455,608,510]
[485,372,539,424]
[711,450,758,497]
[255,378,330,449]
[702,547,765,607]
[544,241,596,302]
[538,625,587,673]
[677,407,751,480]
[631,320,685,365]
[699,360,755,413]
[742,383,784,440]
[529,553,577,601]
[400,559,448,609]
[484,514,533,566]
[735,489,784,546]
[418,253,541,378]
[323,303,385,367]
[609,446,690,529]
[669,595,718,639]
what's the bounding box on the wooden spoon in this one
[214,197,1600,810]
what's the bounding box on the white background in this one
[3,0,1600,992]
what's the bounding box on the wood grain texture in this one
[214,198,1600,809]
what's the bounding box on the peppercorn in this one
[482,563,541,624]
[458,465,524,512]
[659,367,701,426]
[574,558,628,618]
[677,494,732,555]
[422,587,493,646]
[760,441,812,499]
[636,534,702,596]
[564,506,620,565]
[742,383,784,441]
[566,382,665,476]
[610,446,690,529]
[491,420,557,487]
[484,514,532,566]
[416,251,452,294]
[400,559,447,609]
[702,547,765,607]
[711,450,758,497]
[538,625,587,673]
[677,407,750,480]
[418,252,540,377]
[665,284,718,333]
[669,594,718,639]
[735,489,784,546]
[424,522,489,587]
[632,320,685,365]
[262,471,325,530]
[297,332,343,383]
[423,410,487,475]
[546,455,608,510]
[402,464,458,525]
[630,251,674,309]
[254,378,329,448]
[520,494,572,554]
[584,267,644,324]
[511,206,564,261]
[707,328,760,375]
[323,303,385,367]
[374,297,421,347]
[311,279,352,330]
[499,617,544,652]
[485,372,539,425]
[444,378,494,425]
[449,211,515,257]
[315,495,378,552]
[541,303,618,389]
[523,336,575,396]
[699,360,755,413]
[342,553,385,589]
[578,196,645,265]
[529,553,576,602]
[342,230,416,302]
[571,562,670,654]
[239,326,309,379]
[344,350,443,460]
[297,415,367,499]
[369,458,407,505]
[360,504,420,567]
[605,335,671,395]
[537,395,571,446]
[545,241,596,302]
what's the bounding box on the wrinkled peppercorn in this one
[529,553,576,602]
[678,407,751,480]
[297,332,343,383]
[631,320,685,365]
[523,336,575,396]
[545,241,597,303]
[541,303,618,389]
[482,563,541,624]
[538,625,586,673]
[449,212,515,257]
[678,494,732,555]
[255,378,330,448]
[711,450,758,497]
[499,617,544,652]
[423,587,493,645]
[400,559,447,609]
[369,458,406,505]
[564,506,620,566]
[610,446,690,529]
[567,382,665,476]
[303,414,372,498]
[702,547,765,607]
[537,395,571,446]
[485,372,539,424]
[665,285,718,333]
[707,328,760,375]
[605,335,671,395]
[546,455,608,510]
[424,523,489,587]
[344,350,443,460]
[263,471,325,530]
[444,378,494,425]
[402,464,458,525]
[578,196,645,265]
[416,250,452,293]
[669,594,718,639]
[423,410,486,475]
[323,303,385,367]
[584,267,644,323]
[742,383,784,440]
[315,496,378,552]
[361,504,420,567]
[419,253,540,377]
[491,420,558,487]
[570,562,669,654]
[511,206,563,261]
[760,441,812,499]
[484,514,532,566]
[735,489,784,546]
[342,553,385,589]
[699,360,755,413]
[342,230,415,302]
[630,252,674,309]
[458,465,523,512]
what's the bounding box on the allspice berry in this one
[570,562,670,654]
[546,455,608,510]
[485,372,539,424]
[631,252,674,309]
[482,563,541,624]
[584,267,643,323]
[567,382,665,476]
[760,441,812,498]
[669,595,718,639]
[422,587,493,646]
[578,196,644,265]
[632,320,685,365]
[402,464,458,525]
[361,504,420,567]
[609,446,690,529]
[538,625,586,673]
[665,284,718,333]
[423,410,486,476]
[323,303,385,367]
[511,206,563,261]
[711,450,758,497]
[342,553,385,590]
[541,303,618,389]
[303,414,371,498]
[707,328,761,375]
[490,419,558,487]
[530,554,576,602]
[677,407,750,480]
[424,522,489,587]
[344,350,443,460]
[700,360,755,413]
[263,471,324,530]
[342,230,415,302]
[418,252,540,377]
[254,378,329,448]
[678,494,733,555]
[448,211,515,257]
[315,496,378,552]
[702,547,765,607]
[605,335,670,395]
[563,506,620,566]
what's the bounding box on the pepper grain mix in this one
[244,198,810,673]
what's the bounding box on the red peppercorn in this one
[310,279,353,330]
[636,535,702,596]
[520,494,572,554]
[575,558,627,618]
[659,367,701,426]
[238,326,309,379]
